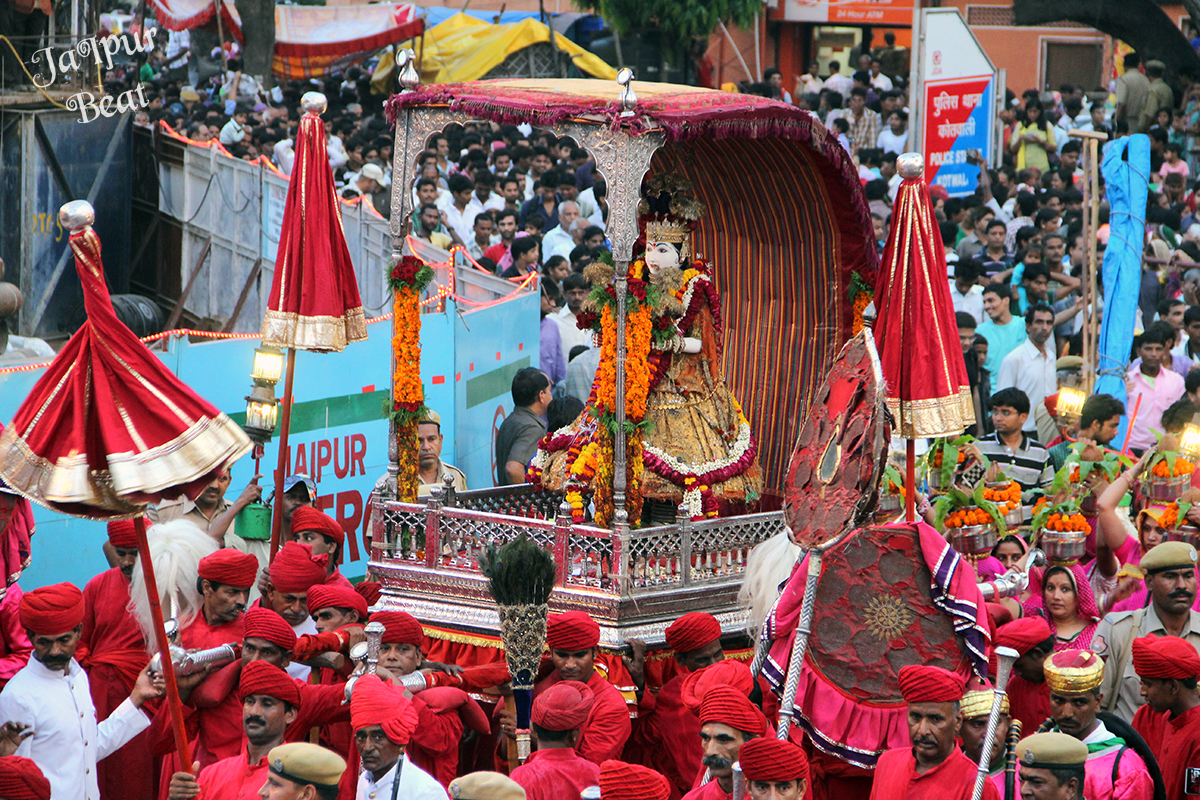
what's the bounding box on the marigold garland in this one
[389,255,435,502]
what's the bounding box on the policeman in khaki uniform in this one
[261,742,347,800]
[1016,733,1089,800]
[1092,542,1200,721]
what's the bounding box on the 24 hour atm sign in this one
[923,76,993,196]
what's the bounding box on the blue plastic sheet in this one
[1094,135,1150,444]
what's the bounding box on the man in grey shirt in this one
[496,366,551,485]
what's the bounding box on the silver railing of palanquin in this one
[369,479,785,645]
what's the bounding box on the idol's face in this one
[645,241,681,274]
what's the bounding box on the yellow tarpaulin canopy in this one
[372,12,616,93]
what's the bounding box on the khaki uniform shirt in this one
[152,495,234,536]
[1092,604,1200,722]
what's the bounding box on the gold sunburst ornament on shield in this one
[864,594,915,641]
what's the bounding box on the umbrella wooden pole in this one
[133,516,192,767]
[269,347,297,561]
[905,439,916,522]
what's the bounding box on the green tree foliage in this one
[574,0,762,63]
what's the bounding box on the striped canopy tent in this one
[386,80,877,498]
[147,0,423,79]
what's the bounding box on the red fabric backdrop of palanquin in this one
[386,80,878,497]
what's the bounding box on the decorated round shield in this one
[784,330,890,548]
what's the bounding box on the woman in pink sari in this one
[1023,563,1101,651]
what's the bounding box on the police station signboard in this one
[915,9,998,197]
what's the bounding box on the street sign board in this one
[914,9,998,197]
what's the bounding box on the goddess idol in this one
[530,174,761,525]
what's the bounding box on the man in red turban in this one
[868,665,999,800]
[995,615,1055,734]
[79,520,148,800]
[0,583,164,800]
[503,611,631,765]
[1131,635,1200,800]
[181,548,259,652]
[0,756,50,800]
[511,681,601,800]
[167,661,302,800]
[289,506,354,588]
[739,737,810,800]
[682,685,768,800]
[267,541,329,682]
[600,760,671,800]
[626,612,726,799]
[351,674,447,800]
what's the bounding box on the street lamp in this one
[1055,384,1087,428]
[244,346,283,446]
[1180,413,1200,461]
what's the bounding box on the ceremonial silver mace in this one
[971,646,1018,800]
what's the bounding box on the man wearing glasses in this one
[975,386,1054,522]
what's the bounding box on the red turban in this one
[238,660,302,708]
[0,757,50,800]
[600,760,670,800]
[19,583,84,635]
[198,549,259,588]
[546,611,599,651]
[994,616,1055,656]
[270,542,329,594]
[680,660,754,711]
[738,737,810,784]
[897,665,966,703]
[697,685,767,736]
[106,519,142,549]
[1132,635,1200,679]
[243,607,297,651]
[532,680,594,731]
[351,675,419,745]
[373,611,425,646]
[665,613,722,654]
[291,507,345,547]
[355,581,382,607]
[305,585,368,621]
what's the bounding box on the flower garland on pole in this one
[388,254,434,502]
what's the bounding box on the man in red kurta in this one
[626,612,725,799]
[166,661,301,800]
[511,680,601,800]
[995,616,1055,734]
[868,665,1000,800]
[181,548,258,650]
[1131,634,1200,800]
[290,507,354,589]
[81,519,151,800]
[503,611,631,765]
[681,686,768,800]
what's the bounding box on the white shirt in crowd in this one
[824,72,854,97]
[877,128,907,156]
[996,338,1057,432]
[950,283,985,325]
[542,225,576,261]
[357,753,446,800]
[0,657,150,800]
[871,72,894,91]
[443,202,478,245]
[553,306,596,356]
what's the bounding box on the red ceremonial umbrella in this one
[0,200,253,768]
[872,153,974,520]
[261,91,368,558]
